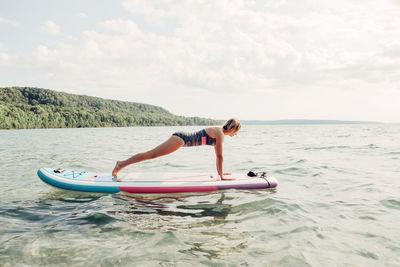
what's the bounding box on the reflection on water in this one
[112,192,232,221]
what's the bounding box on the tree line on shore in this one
[0,87,221,129]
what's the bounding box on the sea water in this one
[0,125,399,266]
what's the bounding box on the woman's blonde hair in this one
[223,118,241,132]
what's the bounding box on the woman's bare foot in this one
[112,160,124,179]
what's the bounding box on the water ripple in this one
[380,199,400,210]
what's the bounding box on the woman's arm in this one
[214,141,224,179]
[209,126,235,180]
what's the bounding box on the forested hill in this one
[0,87,221,129]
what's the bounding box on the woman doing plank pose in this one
[112,118,241,181]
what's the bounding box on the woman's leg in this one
[112,136,184,178]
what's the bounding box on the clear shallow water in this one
[0,125,400,266]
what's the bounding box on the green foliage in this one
[0,87,222,129]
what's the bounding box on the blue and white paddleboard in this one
[37,168,278,194]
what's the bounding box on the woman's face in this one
[228,129,239,137]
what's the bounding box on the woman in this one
[112,118,241,181]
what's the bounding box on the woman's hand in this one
[220,173,236,180]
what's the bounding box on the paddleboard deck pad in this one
[37,168,278,194]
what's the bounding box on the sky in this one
[0,0,399,122]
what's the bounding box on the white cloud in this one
[0,52,9,65]
[10,0,400,122]
[77,12,88,19]
[102,18,140,34]
[0,16,19,27]
[41,20,61,36]
[122,0,168,27]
